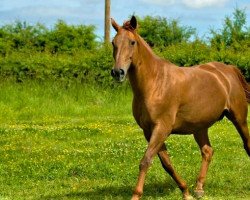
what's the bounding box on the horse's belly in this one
[172,106,225,134]
[172,120,215,134]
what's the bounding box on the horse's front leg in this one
[131,123,170,200]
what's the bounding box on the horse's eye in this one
[131,40,136,46]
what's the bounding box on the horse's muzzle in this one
[111,68,125,82]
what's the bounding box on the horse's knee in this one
[139,156,152,171]
[201,145,213,162]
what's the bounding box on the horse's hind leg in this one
[233,120,250,156]
[158,144,193,200]
[193,129,214,198]
[226,107,250,157]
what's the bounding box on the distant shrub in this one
[137,16,196,47]
[0,44,115,86]
[0,20,98,55]
[0,9,249,84]
[157,40,210,67]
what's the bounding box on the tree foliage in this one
[0,20,97,55]
[137,16,196,47]
[210,8,250,50]
[0,8,249,85]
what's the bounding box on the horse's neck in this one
[136,35,156,61]
[128,35,167,98]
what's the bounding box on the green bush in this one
[0,9,249,84]
[157,40,210,66]
[0,45,114,86]
[137,16,196,47]
[46,20,98,53]
[0,20,98,54]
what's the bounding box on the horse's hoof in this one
[194,189,205,199]
[131,192,142,200]
[131,195,140,200]
[183,195,195,200]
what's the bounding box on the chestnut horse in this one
[110,16,250,200]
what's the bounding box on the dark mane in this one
[122,20,136,32]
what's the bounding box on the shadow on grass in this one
[41,181,179,199]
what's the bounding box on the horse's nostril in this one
[111,69,125,77]
[111,68,126,81]
[111,69,116,77]
[120,69,125,76]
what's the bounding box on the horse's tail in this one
[233,67,250,103]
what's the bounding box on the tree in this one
[47,20,97,53]
[0,21,48,51]
[210,8,250,50]
[137,16,196,48]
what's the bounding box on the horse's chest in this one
[132,97,168,131]
[132,99,154,130]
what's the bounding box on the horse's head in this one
[111,16,137,82]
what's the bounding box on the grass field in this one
[0,81,249,200]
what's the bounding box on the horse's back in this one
[177,62,232,107]
[195,62,248,107]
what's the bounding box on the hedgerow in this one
[0,9,249,85]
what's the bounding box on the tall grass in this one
[0,81,249,200]
[0,80,131,122]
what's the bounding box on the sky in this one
[0,0,250,40]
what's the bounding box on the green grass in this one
[0,81,249,200]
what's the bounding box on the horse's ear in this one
[130,16,137,30]
[111,18,120,32]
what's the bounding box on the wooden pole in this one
[104,0,110,43]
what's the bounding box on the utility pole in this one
[104,0,110,43]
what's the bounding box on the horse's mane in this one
[122,20,136,32]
